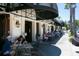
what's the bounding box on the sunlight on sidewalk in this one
[51,32,79,56]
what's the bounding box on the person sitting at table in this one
[13,35,24,56]
[47,31,52,41]
[0,37,5,55]
[43,32,48,41]
[21,38,27,45]
[2,34,13,56]
[14,35,24,45]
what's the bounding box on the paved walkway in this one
[37,43,61,56]
[54,32,79,56]
[32,32,79,56]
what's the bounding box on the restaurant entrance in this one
[25,21,32,43]
[0,14,10,38]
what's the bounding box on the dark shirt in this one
[2,39,12,55]
[0,39,5,51]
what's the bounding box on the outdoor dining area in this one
[13,41,33,56]
[0,34,34,56]
[0,28,64,56]
[30,30,63,56]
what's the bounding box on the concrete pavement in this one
[53,32,79,56]
[32,32,79,56]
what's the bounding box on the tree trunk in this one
[72,8,76,37]
[70,7,73,35]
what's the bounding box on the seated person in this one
[43,33,48,41]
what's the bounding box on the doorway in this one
[0,14,10,38]
[25,21,32,43]
[51,26,54,31]
[36,23,40,35]
[36,23,40,41]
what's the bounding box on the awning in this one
[53,19,64,26]
[0,3,32,11]
[30,3,58,20]
[0,3,58,20]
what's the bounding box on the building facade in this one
[0,3,59,42]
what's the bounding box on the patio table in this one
[14,43,33,56]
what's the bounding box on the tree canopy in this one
[75,20,79,27]
[64,3,71,9]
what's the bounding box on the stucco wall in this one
[10,9,36,41]
[9,9,53,41]
[32,21,36,41]
[10,14,25,37]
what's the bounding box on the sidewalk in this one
[37,43,61,56]
[32,32,79,56]
[54,32,79,56]
[31,34,63,56]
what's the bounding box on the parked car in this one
[73,29,79,46]
[76,29,79,37]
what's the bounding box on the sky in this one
[57,3,79,22]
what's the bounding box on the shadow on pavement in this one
[31,42,61,56]
[72,39,79,47]
[37,44,61,56]
[76,51,79,53]
[31,33,64,56]
[47,34,64,44]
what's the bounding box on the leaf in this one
[64,3,71,9]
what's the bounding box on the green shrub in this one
[68,32,74,37]
[69,36,73,43]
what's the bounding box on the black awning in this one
[0,3,58,20]
[30,3,58,20]
[5,3,33,12]
[53,19,64,26]
[0,3,33,11]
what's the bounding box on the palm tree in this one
[65,3,73,35]
[64,3,76,36]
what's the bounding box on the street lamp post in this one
[65,3,76,37]
[70,4,73,35]
[70,3,76,37]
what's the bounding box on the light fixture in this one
[16,20,20,28]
